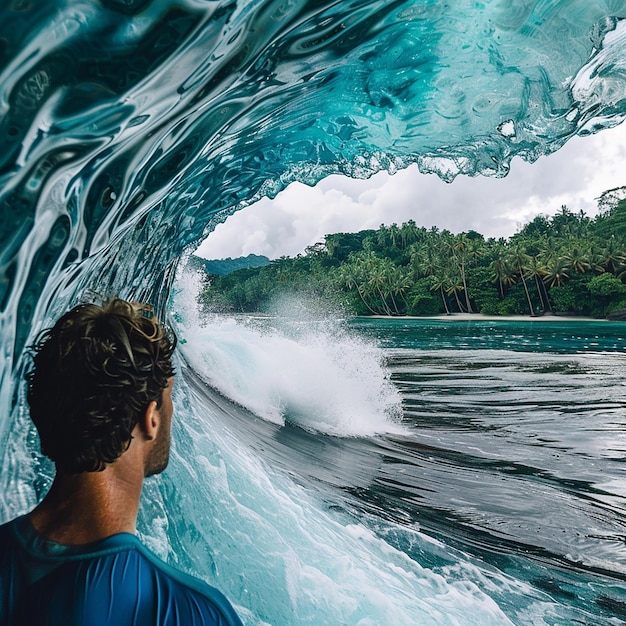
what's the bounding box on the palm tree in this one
[399,220,422,249]
[542,258,570,289]
[508,244,534,315]
[351,251,395,315]
[430,273,451,314]
[539,236,560,265]
[337,262,378,315]
[490,245,514,298]
[616,264,626,283]
[562,242,591,274]
[451,234,473,313]
[388,223,401,248]
[588,244,607,275]
[443,268,466,312]
[524,256,550,313]
[411,243,441,280]
[551,205,578,237]
[387,266,412,314]
[598,236,626,274]
[368,264,394,315]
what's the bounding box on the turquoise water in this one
[3,2,626,624]
[355,317,626,624]
[353,317,626,353]
[160,288,626,624]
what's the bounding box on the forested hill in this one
[189,253,270,276]
[198,188,626,319]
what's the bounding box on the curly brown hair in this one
[27,298,176,473]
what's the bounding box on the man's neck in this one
[30,461,144,545]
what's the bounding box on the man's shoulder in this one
[131,540,244,625]
[0,516,244,626]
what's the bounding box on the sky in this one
[196,123,626,261]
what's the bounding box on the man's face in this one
[145,377,174,477]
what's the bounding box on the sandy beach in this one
[365,313,606,322]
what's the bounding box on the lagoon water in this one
[146,282,626,624]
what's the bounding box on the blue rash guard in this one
[0,516,244,626]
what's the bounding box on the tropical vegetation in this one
[198,187,626,319]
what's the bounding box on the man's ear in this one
[140,400,160,441]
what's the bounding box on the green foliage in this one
[406,278,442,315]
[606,298,626,314]
[197,192,626,319]
[198,253,270,276]
[467,266,498,312]
[325,231,376,262]
[587,273,626,297]
[478,298,502,316]
[407,293,440,315]
[479,297,519,316]
[550,285,578,313]
[594,198,626,239]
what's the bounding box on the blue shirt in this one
[0,516,244,626]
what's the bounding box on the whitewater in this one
[159,273,626,624]
[3,1,626,624]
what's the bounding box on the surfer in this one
[0,298,243,625]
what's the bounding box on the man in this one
[0,298,243,625]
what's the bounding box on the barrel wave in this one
[2,2,626,624]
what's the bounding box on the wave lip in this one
[181,315,404,437]
[175,285,403,437]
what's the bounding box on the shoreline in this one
[360,313,606,322]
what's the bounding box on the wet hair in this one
[26,298,176,473]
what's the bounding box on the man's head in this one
[27,298,176,474]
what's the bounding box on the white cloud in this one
[195,123,626,260]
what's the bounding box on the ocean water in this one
[3,1,626,624]
[145,277,626,624]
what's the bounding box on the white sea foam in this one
[171,270,403,436]
[155,368,518,626]
[150,266,583,626]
